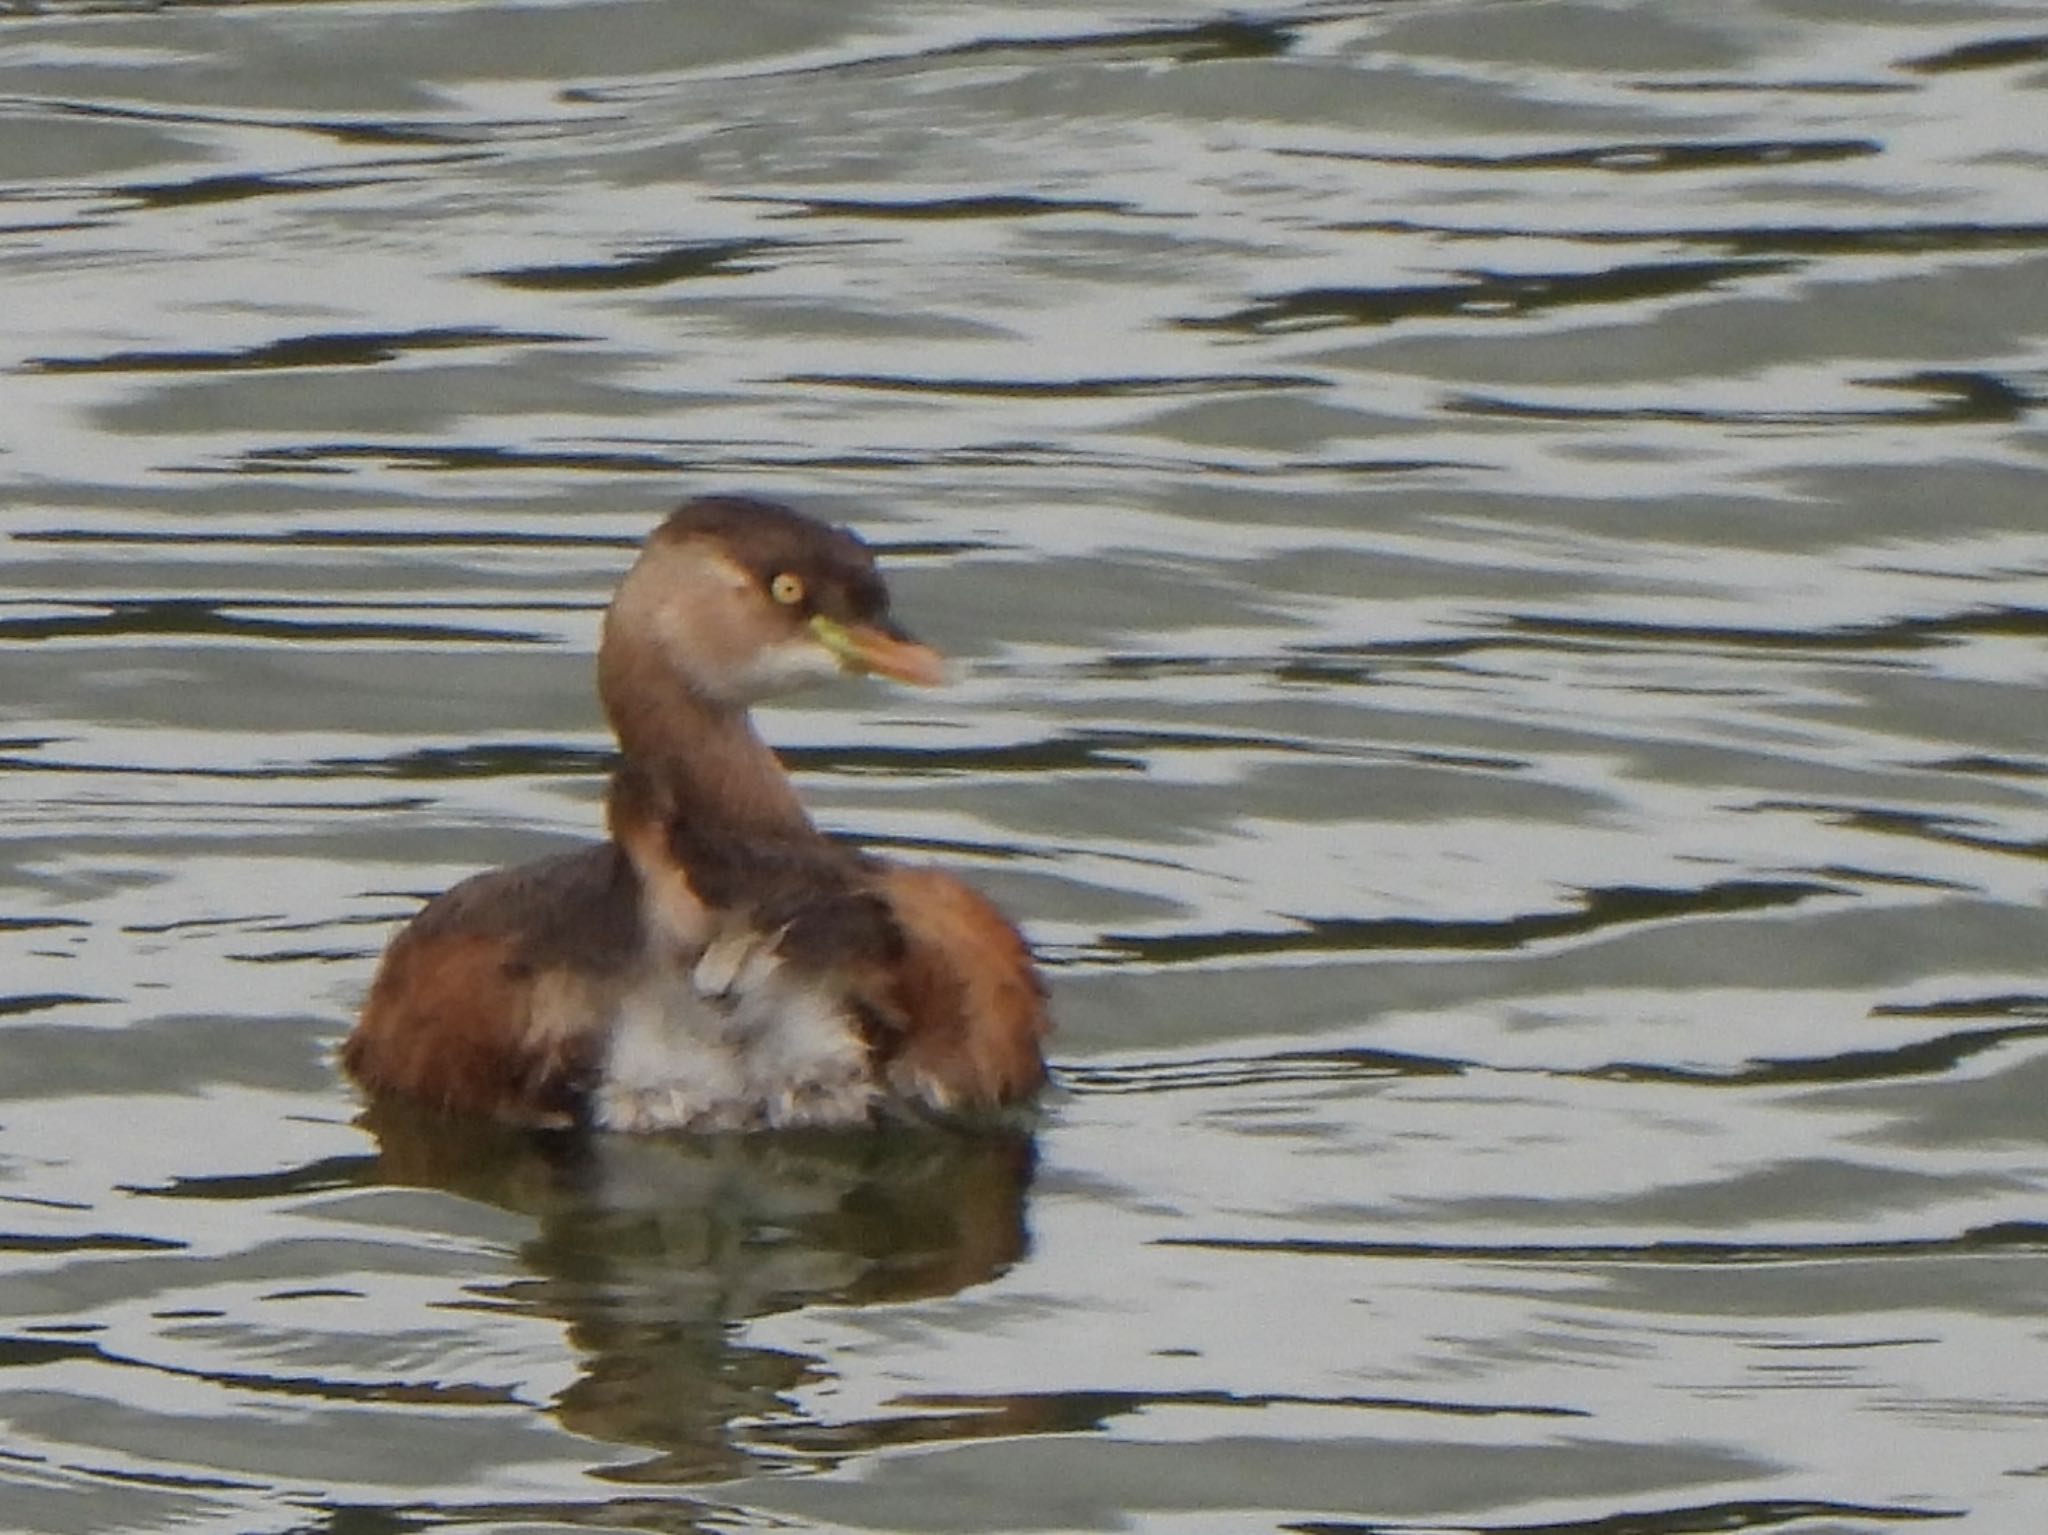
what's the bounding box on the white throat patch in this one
[730,633,845,700]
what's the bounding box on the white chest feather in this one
[589,956,875,1134]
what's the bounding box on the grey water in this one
[2,0,2047,1530]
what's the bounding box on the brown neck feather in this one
[598,623,816,844]
[598,605,854,938]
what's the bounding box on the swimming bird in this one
[342,496,1049,1132]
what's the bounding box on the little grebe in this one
[343,497,1049,1132]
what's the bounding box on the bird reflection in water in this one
[358,1099,1037,1482]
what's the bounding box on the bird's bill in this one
[810,615,947,686]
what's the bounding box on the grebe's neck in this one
[599,638,816,847]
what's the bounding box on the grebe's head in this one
[603,496,945,708]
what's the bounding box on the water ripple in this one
[484,237,820,291]
[1167,1221,2048,1267]
[1095,879,1842,965]
[26,326,577,375]
[1283,137,1881,175]
[1292,1496,1959,1534]
[1185,258,1796,334]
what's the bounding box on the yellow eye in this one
[769,571,805,606]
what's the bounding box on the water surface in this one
[3,0,2048,1530]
